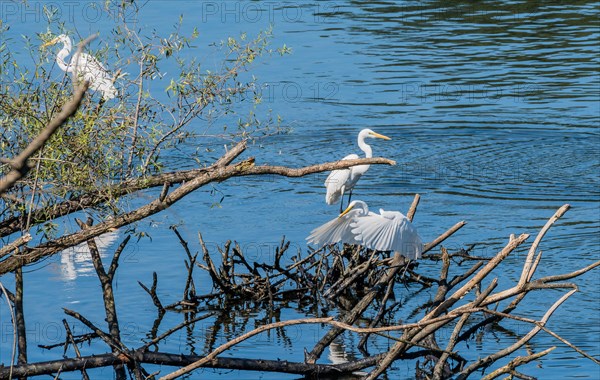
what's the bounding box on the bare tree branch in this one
[0,142,393,239]
[0,350,352,379]
[0,155,395,274]
[0,234,31,260]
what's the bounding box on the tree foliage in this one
[1,1,286,233]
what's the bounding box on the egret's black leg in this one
[339,196,344,213]
[401,258,412,278]
[347,189,353,205]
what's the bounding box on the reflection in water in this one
[58,231,119,281]
[328,341,349,365]
[328,341,368,379]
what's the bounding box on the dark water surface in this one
[1,1,599,379]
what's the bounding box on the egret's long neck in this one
[358,135,373,158]
[56,47,73,73]
[355,200,369,215]
[359,202,369,214]
[56,37,74,73]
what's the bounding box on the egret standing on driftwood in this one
[325,129,391,212]
[41,34,118,101]
[307,200,424,260]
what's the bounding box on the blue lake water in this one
[1,1,599,379]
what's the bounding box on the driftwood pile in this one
[1,197,597,380]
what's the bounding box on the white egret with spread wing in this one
[42,34,117,100]
[307,200,424,260]
[325,129,390,211]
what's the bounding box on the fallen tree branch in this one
[77,218,128,379]
[475,307,600,365]
[0,350,353,379]
[305,253,406,364]
[519,204,570,286]
[0,280,17,380]
[407,194,420,222]
[0,155,395,274]
[0,141,247,238]
[3,201,595,380]
[160,317,335,380]
[0,143,393,238]
[365,233,531,380]
[62,319,90,380]
[423,221,467,255]
[14,267,27,370]
[240,157,395,177]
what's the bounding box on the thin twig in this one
[422,221,466,255]
[140,312,217,351]
[62,319,90,380]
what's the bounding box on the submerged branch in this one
[0,350,352,379]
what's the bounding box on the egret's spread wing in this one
[350,214,397,251]
[325,154,358,205]
[351,211,424,259]
[381,210,423,259]
[306,210,361,247]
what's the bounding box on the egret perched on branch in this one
[307,200,424,260]
[41,34,117,101]
[325,129,391,211]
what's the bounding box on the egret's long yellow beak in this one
[370,131,391,140]
[41,37,60,49]
[338,204,355,218]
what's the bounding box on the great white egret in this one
[325,129,391,211]
[41,34,117,100]
[307,200,424,260]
